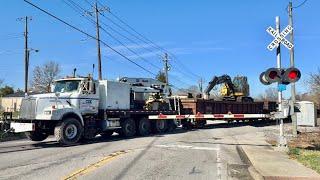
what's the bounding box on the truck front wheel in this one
[25,131,48,142]
[54,118,83,145]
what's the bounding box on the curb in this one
[236,145,264,180]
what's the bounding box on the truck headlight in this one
[44,110,52,115]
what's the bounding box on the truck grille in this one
[20,98,37,119]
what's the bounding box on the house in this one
[0,92,26,112]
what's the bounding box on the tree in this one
[175,85,200,97]
[307,68,320,94]
[31,61,61,93]
[156,71,166,83]
[0,86,14,97]
[306,69,320,105]
[16,88,24,93]
[256,87,278,101]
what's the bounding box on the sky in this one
[0,0,319,98]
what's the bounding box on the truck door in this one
[79,80,99,114]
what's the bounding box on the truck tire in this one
[137,118,151,136]
[54,118,83,145]
[120,118,136,137]
[25,131,48,142]
[153,120,167,133]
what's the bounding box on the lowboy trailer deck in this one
[149,98,277,128]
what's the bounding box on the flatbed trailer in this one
[148,98,277,128]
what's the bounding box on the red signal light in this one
[269,71,278,79]
[288,70,298,80]
[265,68,281,83]
[283,67,301,83]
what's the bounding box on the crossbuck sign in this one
[266,25,294,51]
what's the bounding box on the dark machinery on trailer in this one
[204,75,253,102]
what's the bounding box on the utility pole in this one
[288,1,298,137]
[276,16,286,147]
[88,3,110,80]
[18,16,32,95]
[163,53,170,96]
[199,78,203,93]
[94,2,102,80]
[24,16,29,95]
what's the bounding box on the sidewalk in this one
[236,131,320,180]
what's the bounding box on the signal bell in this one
[259,67,301,85]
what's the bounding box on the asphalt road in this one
[0,122,259,180]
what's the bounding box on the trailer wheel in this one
[153,120,167,133]
[195,120,206,129]
[167,120,177,132]
[138,118,151,136]
[25,131,48,142]
[120,118,136,137]
[54,118,83,145]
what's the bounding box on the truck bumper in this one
[1,112,35,133]
[10,122,35,133]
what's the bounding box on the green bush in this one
[289,148,301,157]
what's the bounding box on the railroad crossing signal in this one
[260,67,301,85]
[266,25,294,51]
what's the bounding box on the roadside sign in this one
[266,25,294,51]
[278,84,287,92]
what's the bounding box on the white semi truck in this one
[2,76,178,145]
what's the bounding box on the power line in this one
[99,25,162,69]
[109,8,202,80]
[91,1,168,58]
[23,0,156,76]
[100,20,163,59]
[64,0,162,70]
[84,0,164,61]
[26,0,195,89]
[107,9,168,53]
[0,35,23,41]
[62,0,87,17]
[95,1,202,81]
[73,1,199,88]
[170,61,201,80]
[293,0,308,8]
[100,13,161,53]
[95,0,202,81]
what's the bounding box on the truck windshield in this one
[53,80,80,93]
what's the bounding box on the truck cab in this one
[11,76,99,144]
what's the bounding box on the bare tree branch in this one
[31,61,61,93]
[256,87,278,101]
[306,68,320,105]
